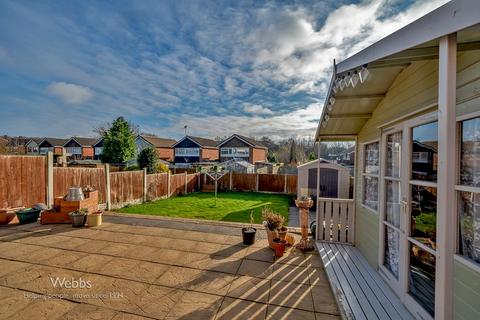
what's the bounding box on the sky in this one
[0,0,449,141]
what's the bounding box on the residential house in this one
[217,134,268,164]
[63,137,98,160]
[314,1,480,319]
[38,138,68,156]
[25,138,43,154]
[92,138,103,160]
[135,135,176,161]
[172,136,219,166]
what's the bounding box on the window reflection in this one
[411,185,437,249]
[363,176,378,211]
[412,122,438,181]
[386,132,401,178]
[459,192,480,264]
[385,180,401,228]
[461,117,480,187]
[409,243,435,317]
[364,142,379,174]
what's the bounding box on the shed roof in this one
[315,0,480,140]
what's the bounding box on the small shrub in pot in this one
[69,208,88,227]
[242,212,256,245]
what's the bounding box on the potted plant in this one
[82,185,96,198]
[278,226,288,241]
[295,195,314,209]
[87,210,103,227]
[242,212,257,245]
[16,208,41,224]
[69,208,88,227]
[272,238,287,257]
[262,208,285,249]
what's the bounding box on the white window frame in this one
[175,148,199,157]
[455,112,480,271]
[66,147,82,155]
[361,139,380,213]
[220,147,249,157]
[94,147,103,156]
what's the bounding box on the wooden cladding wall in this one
[54,167,106,203]
[146,173,168,200]
[0,156,46,208]
[258,174,284,193]
[110,171,143,206]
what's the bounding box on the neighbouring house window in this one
[175,148,199,156]
[458,116,480,264]
[362,141,379,211]
[66,147,81,155]
[95,147,103,156]
[39,147,53,154]
[220,147,249,157]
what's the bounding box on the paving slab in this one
[0,214,337,319]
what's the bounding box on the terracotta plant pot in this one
[0,208,21,225]
[278,226,288,241]
[264,226,277,249]
[272,238,287,257]
[87,211,102,227]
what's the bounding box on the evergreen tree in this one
[100,117,136,163]
[138,147,159,174]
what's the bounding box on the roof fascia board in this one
[337,0,480,74]
[217,134,255,148]
[172,136,202,148]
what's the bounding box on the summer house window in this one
[362,141,379,211]
[457,116,480,265]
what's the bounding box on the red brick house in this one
[135,135,177,162]
[172,136,219,165]
[217,134,267,164]
[63,137,98,160]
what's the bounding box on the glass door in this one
[379,114,438,320]
[379,127,405,294]
[404,120,438,319]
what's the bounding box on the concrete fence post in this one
[197,173,201,191]
[284,174,287,194]
[229,171,233,191]
[167,171,171,198]
[256,173,259,192]
[184,172,188,194]
[143,168,148,202]
[46,151,54,208]
[105,164,111,210]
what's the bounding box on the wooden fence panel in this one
[0,155,46,208]
[258,174,284,193]
[170,174,185,196]
[186,174,199,193]
[146,173,168,200]
[110,171,143,206]
[53,167,106,203]
[286,175,297,194]
[232,173,257,191]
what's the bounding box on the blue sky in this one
[0,0,448,140]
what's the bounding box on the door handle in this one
[400,200,408,213]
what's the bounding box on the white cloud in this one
[243,104,274,115]
[47,82,94,104]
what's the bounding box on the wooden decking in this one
[316,242,415,320]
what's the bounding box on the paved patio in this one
[0,214,339,320]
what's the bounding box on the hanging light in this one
[344,73,351,88]
[359,66,370,83]
[350,71,359,88]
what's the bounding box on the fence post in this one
[229,171,233,191]
[143,168,148,202]
[167,171,171,197]
[284,174,287,194]
[197,173,201,191]
[105,164,111,210]
[184,172,188,194]
[256,173,259,192]
[46,152,54,208]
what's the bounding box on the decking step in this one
[316,241,415,320]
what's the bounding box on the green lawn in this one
[117,192,292,224]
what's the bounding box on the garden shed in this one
[297,159,350,198]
